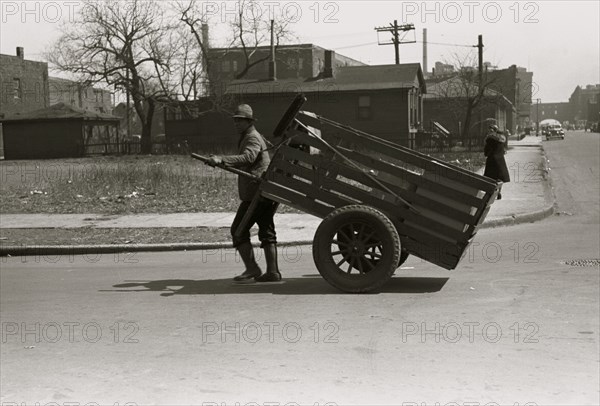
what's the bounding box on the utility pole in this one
[126,69,131,140]
[477,34,483,88]
[268,19,276,81]
[475,34,484,142]
[375,21,415,64]
[393,20,400,64]
[536,98,541,136]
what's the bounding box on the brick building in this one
[570,84,600,124]
[207,43,366,89]
[530,84,599,128]
[487,65,533,134]
[515,67,534,129]
[533,102,572,124]
[49,77,113,114]
[0,47,49,118]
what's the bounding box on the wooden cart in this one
[193,95,501,293]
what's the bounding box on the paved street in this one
[1,132,599,405]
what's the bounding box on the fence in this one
[82,134,485,156]
[413,131,485,153]
[82,141,237,156]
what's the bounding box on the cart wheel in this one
[313,205,401,293]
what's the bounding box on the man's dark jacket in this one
[221,126,270,201]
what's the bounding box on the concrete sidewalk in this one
[0,136,554,251]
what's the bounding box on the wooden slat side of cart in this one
[259,111,501,270]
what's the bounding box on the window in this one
[358,95,371,120]
[222,60,230,72]
[232,60,238,72]
[409,89,420,127]
[13,78,21,99]
[298,58,304,70]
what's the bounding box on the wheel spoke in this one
[336,254,351,267]
[364,241,382,249]
[337,229,351,243]
[369,251,382,259]
[360,231,375,244]
[331,250,343,256]
[357,223,365,238]
[355,257,366,274]
[347,223,356,239]
[362,257,375,271]
[346,259,354,273]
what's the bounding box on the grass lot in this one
[0,152,486,246]
[0,155,240,214]
[0,152,486,215]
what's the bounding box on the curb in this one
[478,205,555,228]
[0,240,312,257]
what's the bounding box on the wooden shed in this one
[0,103,120,159]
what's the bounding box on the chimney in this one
[323,50,335,78]
[268,20,276,81]
[201,24,209,49]
[16,47,24,59]
[422,28,428,75]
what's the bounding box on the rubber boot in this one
[233,242,262,284]
[255,243,282,282]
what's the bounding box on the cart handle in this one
[191,153,261,181]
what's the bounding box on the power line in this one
[415,40,473,48]
[336,41,379,50]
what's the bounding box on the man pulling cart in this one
[194,95,501,293]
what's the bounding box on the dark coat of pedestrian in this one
[483,125,510,199]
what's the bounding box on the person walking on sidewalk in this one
[483,124,510,200]
[207,104,282,283]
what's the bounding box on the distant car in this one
[541,123,565,140]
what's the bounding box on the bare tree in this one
[176,1,212,94]
[177,0,296,84]
[429,53,502,142]
[227,0,297,80]
[46,0,174,154]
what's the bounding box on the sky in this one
[1,0,599,102]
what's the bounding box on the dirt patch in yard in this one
[0,227,235,247]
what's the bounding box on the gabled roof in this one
[225,63,426,94]
[0,102,119,122]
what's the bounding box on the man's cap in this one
[488,124,499,132]
[232,104,255,120]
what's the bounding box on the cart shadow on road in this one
[102,275,449,296]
